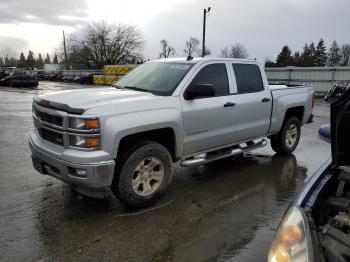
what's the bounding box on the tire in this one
[112,141,173,207]
[270,117,301,155]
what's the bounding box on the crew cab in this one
[29,58,315,207]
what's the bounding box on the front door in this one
[180,62,236,156]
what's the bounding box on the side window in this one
[232,64,264,94]
[190,63,229,96]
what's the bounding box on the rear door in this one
[180,62,236,156]
[231,63,272,141]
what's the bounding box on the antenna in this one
[187,55,193,61]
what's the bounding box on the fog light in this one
[68,167,87,178]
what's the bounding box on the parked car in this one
[49,71,63,81]
[79,74,94,85]
[268,87,350,262]
[0,75,38,87]
[29,57,315,207]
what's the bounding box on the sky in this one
[0,0,349,63]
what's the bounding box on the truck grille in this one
[37,128,64,146]
[35,109,63,127]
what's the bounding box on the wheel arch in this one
[115,128,179,162]
[284,106,305,124]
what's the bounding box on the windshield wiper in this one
[115,85,151,93]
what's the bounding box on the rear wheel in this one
[270,117,301,155]
[112,141,173,207]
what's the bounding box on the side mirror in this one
[318,124,331,143]
[184,84,216,100]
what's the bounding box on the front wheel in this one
[270,117,301,155]
[112,141,173,207]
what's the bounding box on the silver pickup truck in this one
[29,58,315,207]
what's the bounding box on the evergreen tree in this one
[0,57,3,66]
[293,51,302,66]
[17,53,26,68]
[309,42,316,66]
[26,50,35,69]
[264,58,275,67]
[315,38,327,66]
[44,53,51,64]
[328,40,342,66]
[36,53,44,69]
[300,44,313,67]
[340,44,350,66]
[9,57,17,67]
[4,56,10,66]
[4,56,17,67]
[53,53,59,64]
[275,45,293,67]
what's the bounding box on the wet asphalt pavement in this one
[0,82,331,261]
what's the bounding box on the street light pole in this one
[202,7,211,57]
[63,30,68,70]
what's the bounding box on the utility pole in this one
[63,30,68,70]
[202,7,211,57]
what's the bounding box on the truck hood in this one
[34,87,155,114]
[331,88,350,166]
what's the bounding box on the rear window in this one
[232,64,264,94]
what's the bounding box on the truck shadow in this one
[34,153,307,261]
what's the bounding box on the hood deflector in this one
[33,96,85,115]
[331,88,350,166]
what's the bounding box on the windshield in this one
[114,62,193,95]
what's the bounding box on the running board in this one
[180,139,268,167]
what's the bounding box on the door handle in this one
[224,102,236,107]
[261,98,271,102]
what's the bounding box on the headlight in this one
[69,135,101,149]
[268,207,310,262]
[69,117,100,130]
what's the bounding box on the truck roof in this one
[154,57,259,64]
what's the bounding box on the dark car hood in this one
[331,88,350,165]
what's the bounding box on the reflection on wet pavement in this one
[0,83,331,261]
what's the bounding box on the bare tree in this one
[221,43,248,59]
[62,21,145,68]
[0,47,18,66]
[220,47,230,58]
[341,44,350,66]
[159,39,175,58]
[184,37,200,57]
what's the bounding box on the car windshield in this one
[114,62,193,95]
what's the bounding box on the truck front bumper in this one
[29,131,115,198]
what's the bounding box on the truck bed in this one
[268,84,314,135]
[269,84,306,90]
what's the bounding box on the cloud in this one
[0,0,349,60]
[0,0,88,26]
[0,36,29,57]
[142,0,350,61]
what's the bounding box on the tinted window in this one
[190,64,229,96]
[232,64,264,93]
